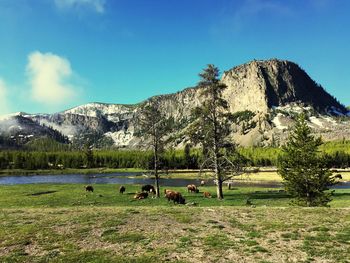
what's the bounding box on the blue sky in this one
[0,0,349,114]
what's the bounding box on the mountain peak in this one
[222,59,347,114]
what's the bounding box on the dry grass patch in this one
[0,207,349,262]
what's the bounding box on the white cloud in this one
[54,0,105,14]
[0,78,10,115]
[26,51,79,106]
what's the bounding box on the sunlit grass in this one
[0,206,348,262]
[0,184,349,208]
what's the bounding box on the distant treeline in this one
[1,140,350,170]
[0,150,200,170]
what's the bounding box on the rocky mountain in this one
[0,113,69,148]
[222,59,346,114]
[0,59,349,148]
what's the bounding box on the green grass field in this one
[0,184,349,262]
[0,184,350,208]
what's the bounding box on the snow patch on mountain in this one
[104,130,134,146]
[272,113,288,130]
[38,119,77,138]
[309,116,323,127]
[273,104,312,114]
[64,102,135,122]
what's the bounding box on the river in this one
[0,172,349,188]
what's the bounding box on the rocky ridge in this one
[0,59,349,148]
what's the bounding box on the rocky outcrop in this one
[221,59,347,114]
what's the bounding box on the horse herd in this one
[84,182,212,205]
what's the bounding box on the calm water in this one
[0,172,349,188]
[0,172,206,187]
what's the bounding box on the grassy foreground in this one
[0,184,349,262]
[1,207,349,262]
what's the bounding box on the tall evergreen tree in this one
[278,114,340,206]
[136,100,172,198]
[189,64,243,199]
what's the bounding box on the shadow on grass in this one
[332,192,350,198]
[27,191,58,196]
[249,191,292,200]
[184,190,292,202]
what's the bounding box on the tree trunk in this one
[216,176,224,199]
[155,174,160,198]
[154,141,160,198]
[213,137,223,199]
[306,192,311,207]
[213,113,223,199]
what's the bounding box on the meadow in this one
[1,141,350,262]
[0,184,349,262]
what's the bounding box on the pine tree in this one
[278,114,340,206]
[136,100,172,197]
[189,64,243,199]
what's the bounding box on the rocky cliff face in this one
[221,59,347,114]
[1,59,349,148]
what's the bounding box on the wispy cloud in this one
[54,0,106,14]
[0,78,11,115]
[212,0,294,34]
[308,0,331,10]
[26,51,80,106]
